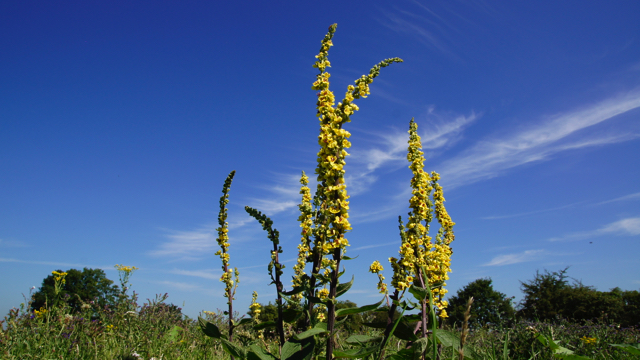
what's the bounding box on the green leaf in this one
[408,285,428,302]
[333,346,379,358]
[281,286,305,296]
[335,276,354,298]
[293,327,327,340]
[247,345,278,360]
[165,325,183,342]
[390,320,419,342]
[335,298,384,317]
[610,344,640,356]
[362,321,386,329]
[307,295,330,305]
[433,330,479,360]
[282,307,303,323]
[282,337,315,360]
[386,348,414,360]
[254,321,276,330]
[234,317,254,327]
[198,317,225,339]
[341,255,358,260]
[314,321,327,330]
[410,338,430,360]
[401,314,422,322]
[345,334,382,344]
[221,338,246,359]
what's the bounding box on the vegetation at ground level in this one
[2,266,639,359]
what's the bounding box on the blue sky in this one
[2,0,639,319]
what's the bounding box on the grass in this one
[2,290,639,359]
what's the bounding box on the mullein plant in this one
[200,24,406,360]
[215,170,241,342]
[370,118,456,357]
[304,23,402,358]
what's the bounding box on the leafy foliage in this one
[447,278,515,329]
[517,268,640,327]
[31,267,119,313]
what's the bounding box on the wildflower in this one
[318,288,330,300]
[34,307,47,318]
[369,260,384,274]
[581,336,597,345]
[389,119,455,318]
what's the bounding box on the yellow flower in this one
[369,260,384,274]
[318,288,330,300]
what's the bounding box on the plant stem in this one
[325,248,341,360]
[273,239,285,347]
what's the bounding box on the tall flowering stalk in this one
[373,119,455,350]
[308,23,402,358]
[214,170,240,342]
[244,206,286,347]
[292,171,313,303]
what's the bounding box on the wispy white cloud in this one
[167,268,221,280]
[352,241,399,251]
[483,191,640,220]
[0,257,113,271]
[149,225,218,259]
[439,90,640,188]
[595,191,640,206]
[482,202,584,220]
[0,239,30,248]
[483,249,545,266]
[377,5,460,60]
[347,109,477,196]
[549,216,640,242]
[152,280,206,292]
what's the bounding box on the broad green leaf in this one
[335,276,354,298]
[335,298,384,317]
[282,337,315,360]
[410,338,430,360]
[254,321,276,330]
[247,345,278,360]
[611,344,640,355]
[435,330,480,360]
[345,334,382,344]
[362,321,386,329]
[341,255,358,260]
[307,295,331,305]
[401,314,422,322]
[281,286,305,296]
[221,338,246,359]
[293,327,327,340]
[391,320,419,342]
[333,346,378,358]
[198,317,224,339]
[281,341,300,360]
[234,317,254,327]
[165,325,182,342]
[314,321,327,330]
[408,285,428,302]
[386,348,414,360]
[282,307,302,323]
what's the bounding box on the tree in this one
[31,268,119,313]
[517,268,630,323]
[518,268,571,321]
[447,278,515,328]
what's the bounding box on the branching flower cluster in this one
[373,119,455,318]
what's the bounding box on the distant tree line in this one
[446,267,640,328]
[30,266,639,330]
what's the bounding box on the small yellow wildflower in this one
[317,288,330,300]
[369,260,384,274]
[580,336,597,345]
